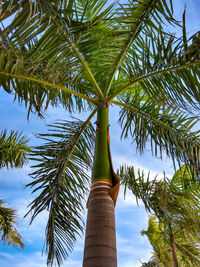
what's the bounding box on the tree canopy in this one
[1,0,200,266]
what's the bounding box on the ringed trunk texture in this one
[170,234,179,267]
[83,106,119,267]
[83,180,117,267]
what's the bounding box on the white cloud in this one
[0,252,15,260]
[119,257,152,267]
[117,186,143,209]
[0,243,83,267]
[63,259,82,267]
[5,196,47,243]
[117,233,152,266]
[113,154,170,179]
[0,251,47,267]
[0,166,31,186]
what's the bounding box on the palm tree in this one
[0,130,30,248]
[120,165,200,266]
[140,255,160,267]
[1,1,200,266]
[141,216,172,266]
[142,215,200,267]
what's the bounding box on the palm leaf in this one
[120,167,200,266]
[105,0,176,95]
[25,115,95,266]
[0,130,30,169]
[119,164,200,221]
[1,0,178,99]
[117,164,158,209]
[116,94,200,175]
[175,242,200,266]
[141,216,172,266]
[0,199,24,248]
[109,21,200,110]
[1,0,115,99]
[0,38,97,116]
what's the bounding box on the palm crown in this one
[1,0,200,266]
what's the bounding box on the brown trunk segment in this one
[170,234,179,267]
[83,180,117,267]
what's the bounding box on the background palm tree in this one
[0,130,30,248]
[142,215,200,267]
[140,255,160,267]
[0,199,24,248]
[141,216,172,266]
[120,165,200,266]
[1,0,200,266]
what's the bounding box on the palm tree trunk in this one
[83,180,117,267]
[170,234,179,267]
[83,106,117,267]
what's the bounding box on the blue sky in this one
[0,1,200,266]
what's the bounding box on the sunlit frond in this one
[141,216,172,266]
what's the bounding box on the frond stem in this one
[105,0,157,96]
[52,18,105,99]
[64,108,97,166]
[112,100,199,143]
[0,72,98,105]
[173,223,192,237]
[108,60,200,103]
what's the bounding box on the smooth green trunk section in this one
[92,106,112,182]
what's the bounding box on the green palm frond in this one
[142,215,200,267]
[26,116,95,266]
[118,164,200,221]
[116,94,200,175]
[1,0,179,99]
[117,164,158,209]
[110,19,200,109]
[1,0,114,99]
[0,130,30,169]
[105,0,176,95]
[119,165,200,265]
[141,216,172,266]
[140,256,160,267]
[170,165,195,190]
[0,39,97,116]
[0,199,24,248]
[170,166,200,204]
[176,242,200,266]
[1,1,200,113]
[0,130,29,249]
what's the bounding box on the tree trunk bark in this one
[83,106,118,267]
[170,234,179,267]
[83,180,117,267]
